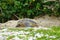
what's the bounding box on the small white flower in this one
[45,34,49,37]
[18,31,24,34]
[24,32,30,34]
[33,37,36,40]
[49,36,56,38]
[28,36,36,40]
[28,36,34,40]
[35,33,44,38]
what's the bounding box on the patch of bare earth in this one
[0,15,60,28]
[34,15,60,27]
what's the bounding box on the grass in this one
[0,26,60,40]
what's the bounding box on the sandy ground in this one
[0,15,60,28]
[34,15,60,27]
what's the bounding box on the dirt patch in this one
[34,15,60,27]
[0,15,60,28]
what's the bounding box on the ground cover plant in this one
[0,26,60,40]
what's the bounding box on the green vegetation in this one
[1,26,60,40]
[0,0,60,22]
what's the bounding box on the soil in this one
[0,15,60,28]
[34,15,60,27]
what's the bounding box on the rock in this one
[16,18,39,27]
